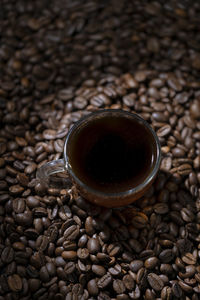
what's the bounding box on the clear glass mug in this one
[37,109,161,208]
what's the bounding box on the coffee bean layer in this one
[0,1,200,299]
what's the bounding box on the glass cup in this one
[37,109,161,207]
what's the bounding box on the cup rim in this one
[64,109,161,197]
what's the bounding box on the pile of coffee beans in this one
[0,0,200,299]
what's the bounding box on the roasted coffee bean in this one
[161,286,172,300]
[123,274,135,291]
[88,279,99,296]
[177,239,193,255]
[97,273,112,289]
[113,279,125,294]
[24,163,37,175]
[36,235,49,251]
[62,240,76,251]
[97,253,111,263]
[129,284,141,299]
[7,274,22,292]
[40,266,50,282]
[54,257,66,267]
[6,261,16,275]
[182,253,196,265]
[26,196,40,208]
[77,248,89,260]
[107,243,121,256]
[9,185,24,195]
[64,261,76,275]
[144,257,159,269]
[78,234,88,248]
[87,238,100,254]
[62,250,77,260]
[12,198,26,213]
[28,278,41,293]
[64,225,79,240]
[108,264,122,276]
[130,260,144,272]
[12,242,25,251]
[147,273,164,291]
[154,203,169,214]
[159,249,174,263]
[85,216,95,236]
[1,246,14,263]
[172,282,183,298]
[92,265,106,276]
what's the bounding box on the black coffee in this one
[68,114,156,193]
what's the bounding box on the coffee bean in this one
[1,246,14,263]
[6,261,16,275]
[63,240,76,251]
[7,274,22,292]
[108,264,122,276]
[123,94,136,109]
[64,225,79,240]
[28,279,41,292]
[59,205,72,220]
[24,163,37,175]
[113,279,125,294]
[178,280,193,293]
[145,288,156,300]
[17,173,29,186]
[87,238,100,254]
[92,265,106,276]
[123,274,135,291]
[147,273,164,291]
[161,286,172,300]
[157,124,171,137]
[129,284,141,299]
[130,260,144,273]
[144,257,159,269]
[177,164,192,176]
[153,203,169,214]
[172,282,183,298]
[190,100,200,119]
[62,250,77,260]
[12,198,26,213]
[40,266,50,282]
[77,248,89,260]
[160,157,172,172]
[85,216,95,236]
[129,239,143,253]
[182,253,196,265]
[36,235,49,251]
[97,253,111,263]
[64,261,75,275]
[177,239,193,255]
[26,196,40,208]
[74,97,88,109]
[152,112,168,122]
[9,185,24,195]
[34,207,47,217]
[55,257,66,267]
[98,273,112,289]
[0,142,7,156]
[167,77,182,91]
[88,279,99,296]
[12,242,25,251]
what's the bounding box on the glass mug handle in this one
[36,159,69,188]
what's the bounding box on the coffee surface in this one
[69,115,155,193]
